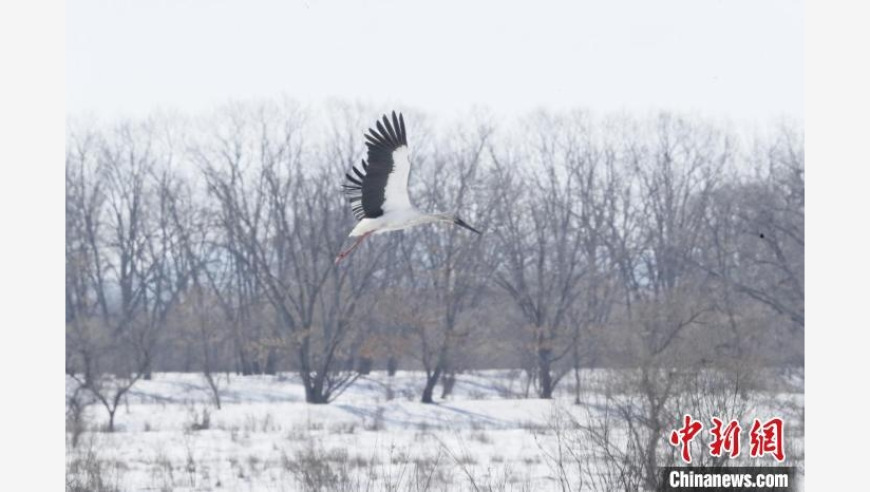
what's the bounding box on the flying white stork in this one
[335,111,481,264]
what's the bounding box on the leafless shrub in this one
[285,424,307,442]
[184,437,198,488]
[410,451,450,491]
[520,420,548,434]
[243,412,279,433]
[307,421,324,432]
[363,406,386,432]
[66,382,91,448]
[185,405,211,432]
[469,419,488,431]
[282,444,353,492]
[469,431,494,445]
[66,437,125,492]
[434,436,483,490]
[329,422,358,435]
[148,449,176,491]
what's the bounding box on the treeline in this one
[66,100,803,409]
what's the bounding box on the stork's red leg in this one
[334,231,373,265]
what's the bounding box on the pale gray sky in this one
[67,0,803,123]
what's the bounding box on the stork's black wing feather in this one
[341,111,410,221]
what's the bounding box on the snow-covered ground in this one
[66,370,803,491]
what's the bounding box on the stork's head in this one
[432,211,481,234]
[451,214,481,235]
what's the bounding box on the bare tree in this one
[490,112,591,399]
[66,127,107,381]
[199,103,385,403]
[699,124,804,333]
[65,119,192,430]
[163,171,232,407]
[390,116,496,403]
[590,113,733,484]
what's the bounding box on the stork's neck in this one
[431,211,455,222]
[406,210,453,228]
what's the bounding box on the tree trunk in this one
[238,347,253,376]
[143,359,153,380]
[357,357,373,375]
[303,371,330,404]
[205,372,222,409]
[264,348,277,375]
[440,371,456,399]
[573,344,582,405]
[538,348,554,399]
[387,356,398,377]
[304,388,329,404]
[421,366,443,404]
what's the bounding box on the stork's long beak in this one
[454,217,481,235]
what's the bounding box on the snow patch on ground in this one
[67,370,803,491]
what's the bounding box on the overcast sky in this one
[67,0,803,123]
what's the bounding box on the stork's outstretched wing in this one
[342,111,412,221]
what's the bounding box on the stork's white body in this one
[347,145,426,237]
[349,208,433,236]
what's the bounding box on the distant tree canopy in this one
[66,101,804,403]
